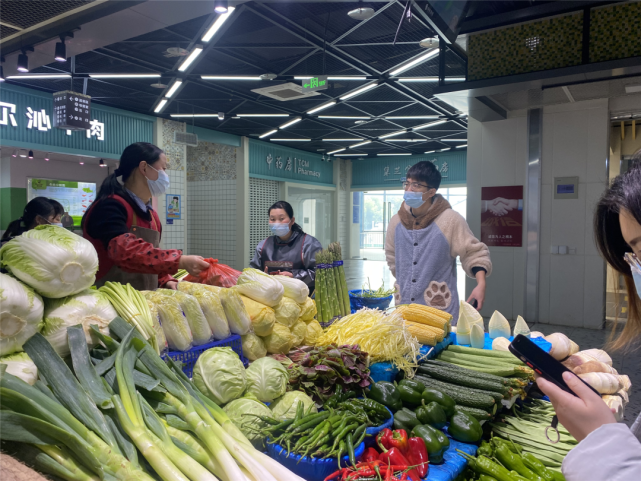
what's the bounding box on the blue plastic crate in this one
[163,335,247,378]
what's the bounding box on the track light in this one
[12,149,18,157]
[28,150,34,159]
[214,0,228,13]
[0,66,4,82]
[45,153,50,161]
[17,53,29,73]
[55,42,66,62]
[99,158,106,167]
[218,112,225,120]
[79,161,84,165]
[19,149,27,158]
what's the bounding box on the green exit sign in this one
[302,75,328,93]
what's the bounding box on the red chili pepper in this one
[324,467,350,481]
[362,447,380,463]
[405,437,429,478]
[378,448,421,481]
[400,473,408,481]
[390,429,409,453]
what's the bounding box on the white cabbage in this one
[193,347,246,405]
[0,272,44,356]
[0,225,98,298]
[43,289,117,358]
[235,268,284,307]
[155,289,213,345]
[245,357,288,402]
[177,282,230,340]
[143,292,192,352]
[272,276,309,304]
[0,352,38,385]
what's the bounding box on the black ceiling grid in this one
[0,0,97,39]
[4,0,479,156]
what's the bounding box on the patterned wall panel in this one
[161,119,186,171]
[186,141,237,181]
[249,177,280,264]
[337,159,349,251]
[591,2,641,63]
[468,13,583,81]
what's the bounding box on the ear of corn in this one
[405,322,440,346]
[405,321,446,343]
[397,304,452,334]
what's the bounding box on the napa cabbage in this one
[0,273,44,356]
[0,352,38,385]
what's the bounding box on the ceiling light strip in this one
[154,99,168,113]
[294,76,368,81]
[456,144,468,148]
[89,73,160,78]
[201,75,262,80]
[390,49,439,76]
[379,130,406,139]
[259,129,277,139]
[396,77,465,82]
[279,117,302,129]
[8,74,71,79]
[384,115,440,119]
[307,101,336,115]
[165,80,183,98]
[202,7,236,42]
[318,115,371,119]
[237,114,289,117]
[170,114,221,117]
[178,47,203,72]
[339,82,378,100]
[336,153,366,156]
[378,153,412,156]
[322,138,364,141]
[413,119,448,130]
[328,148,346,155]
[350,140,371,149]
[270,138,310,142]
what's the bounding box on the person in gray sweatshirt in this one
[385,161,491,323]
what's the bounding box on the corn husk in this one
[177,282,230,340]
[299,297,317,322]
[219,288,251,335]
[240,295,276,336]
[273,297,301,328]
[602,395,625,422]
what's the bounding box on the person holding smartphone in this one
[535,156,641,480]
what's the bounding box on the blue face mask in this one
[270,222,291,237]
[146,165,170,197]
[404,191,425,209]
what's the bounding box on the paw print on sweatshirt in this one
[424,281,451,309]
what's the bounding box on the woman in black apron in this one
[82,142,208,290]
[250,201,322,292]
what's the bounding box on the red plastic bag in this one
[184,258,241,288]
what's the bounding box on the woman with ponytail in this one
[1,197,63,244]
[82,142,207,290]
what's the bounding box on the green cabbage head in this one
[245,357,288,402]
[193,347,246,405]
[223,398,273,449]
[0,225,98,298]
[270,391,317,421]
[0,273,44,356]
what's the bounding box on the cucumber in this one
[425,360,527,387]
[416,364,511,395]
[415,374,505,403]
[453,405,493,421]
[443,349,524,366]
[413,376,496,411]
[435,357,529,377]
[447,345,524,360]
[439,350,523,366]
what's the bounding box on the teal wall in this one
[190,125,241,147]
[0,84,155,159]
[350,150,466,189]
[248,138,334,186]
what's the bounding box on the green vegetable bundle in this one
[314,243,350,323]
[0,317,305,481]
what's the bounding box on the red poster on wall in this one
[481,186,523,247]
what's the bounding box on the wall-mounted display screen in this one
[27,178,96,226]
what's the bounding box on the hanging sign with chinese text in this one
[301,75,328,93]
[53,90,91,131]
[481,185,523,247]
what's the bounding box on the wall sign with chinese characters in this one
[480,186,523,247]
[0,83,154,158]
[350,150,466,189]
[248,138,334,185]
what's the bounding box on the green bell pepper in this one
[411,424,447,464]
[421,388,456,417]
[393,409,421,432]
[398,378,425,393]
[368,381,402,412]
[416,401,447,429]
[397,384,423,407]
[448,411,483,443]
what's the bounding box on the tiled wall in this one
[249,177,280,264]
[337,159,350,251]
[157,119,188,252]
[186,141,238,267]
[591,2,641,63]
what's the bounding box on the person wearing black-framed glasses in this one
[385,161,491,323]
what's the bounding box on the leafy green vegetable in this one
[270,391,317,420]
[0,352,37,385]
[193,347,246,405]
[0,273,44,356]
[223,398,273,449]
[245,357,288,402]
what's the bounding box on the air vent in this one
[251,82,320,102]
[173,131,198,147]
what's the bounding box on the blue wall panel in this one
[350,150,466,189]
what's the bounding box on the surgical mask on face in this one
[270,222,291,237]
[625,253,641,299]
[404,191,426,209]
[146,165,170,197]
[52,223,63,228]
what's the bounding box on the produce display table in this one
[452,332,552,352]
[426,438,477,481]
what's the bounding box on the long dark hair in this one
[269,201,304,233]
[594,153,641,351]
[82,142,164,226]
[48,199,65,218]
[1,197,58,241]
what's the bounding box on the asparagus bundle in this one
[314,244,351,323]
[329,242,350,315]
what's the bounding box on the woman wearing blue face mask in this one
[250,200,322,291]
[532,157,641,481]
[385,161,491,323]
[1,197,63,245]
[82,142,208,291]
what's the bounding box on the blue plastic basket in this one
[364,406,393,447]
[348,289,393,313]
[266,440,364,481]
[163,334,247,378]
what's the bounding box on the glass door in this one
[287,186,333,248]
[359,190,404,260]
